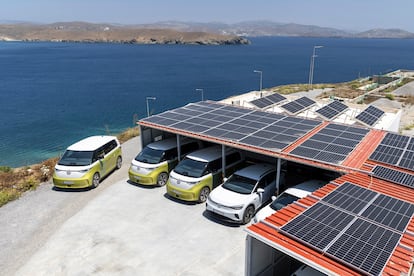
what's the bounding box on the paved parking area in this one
[15,178,247,275]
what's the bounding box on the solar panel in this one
[290,123,369,164]
[281,182,413,275]
[280,101,304,114]
[372,165,414,189]
[315,100,348,120]
[326,218,401,276]
[281,96,316,114]
[321,182,414,231]
[369,133,414,171]
[362,194,414,232]
[140,101,324,153]
[355,105,385,126]
[249,93,286,109]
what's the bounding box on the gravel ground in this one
[0,136,141,275]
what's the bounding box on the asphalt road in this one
[0,136,246,276]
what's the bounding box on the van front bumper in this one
[128,170,156,185]
[166,182,199,202]
[53,175,92,189]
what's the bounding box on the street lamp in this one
[308,45,323,89]
[253,70,263,95]
[146,96,156,117]
[195,88,204,101]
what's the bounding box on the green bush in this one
[385,93,395,100]
[0,166,11,173]
[0,190,19,207]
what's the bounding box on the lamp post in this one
[253,70,263,96]
[308,45,323,89]
[195,88,204,101]
[146,96,156,117]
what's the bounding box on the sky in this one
[1,0,414,32]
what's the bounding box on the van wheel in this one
[199,187,210,203]
[116,156,122,169]
[157,172,168,186]
[92,172,100,188]
[242,205,255,224]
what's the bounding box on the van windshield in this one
[135,147,164,164]
[222,174,257,194]
[174,158,207,178]
[58,150,94,166]
[270,193,299,211]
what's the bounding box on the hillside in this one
[136,21,414,38]
[0,22,250,45]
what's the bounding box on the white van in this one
[166,146,244,203]
[253,179,325,223]
[53,136,122,189]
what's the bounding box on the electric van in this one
[166,146,244,203]
[128,138,201,186]
[53,135,122,189]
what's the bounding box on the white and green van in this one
[166,146,244,202]
[53,135,122,189]
[129,138,201,186]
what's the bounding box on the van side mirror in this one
[271,195,277,201]
[257,188,265,194]
[98,153,105,159]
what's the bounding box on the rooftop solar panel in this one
[281,96,316,114]
[315,100,348,120]
[369,133,414,171]
[281,182,413,276]
[290,123,369,164]
[372,165,414,189]
[249,93,286,109]
[141,101,323,153]
[355,105,385,126]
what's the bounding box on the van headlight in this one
[228,205,244,210]
[77,169,89,173]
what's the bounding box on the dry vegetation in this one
[0,22,249,45]
[271,78,414,105]
[0,127,139,207]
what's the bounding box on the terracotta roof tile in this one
[249,173,414,275]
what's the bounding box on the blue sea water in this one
[1,37,414,167]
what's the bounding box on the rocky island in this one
[0,22,250,45]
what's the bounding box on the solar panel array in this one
[142,101,321,152]
[372,165,414,189]
[249,93,287,109]
[355,105,385,126]
[369,133,414,171]
[289,123,369,164]
[280,96,316,114]
[281,182,414,276]
[315,100,348,120]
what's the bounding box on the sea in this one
[1,37,414,168]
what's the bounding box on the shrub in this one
[0,189,19,207]
[0,166,11,173]
[385,93,395,100]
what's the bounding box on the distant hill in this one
[1,21,413,44]
[354,28,414,38]
[137,20,414,39]
[0,22,250,45]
